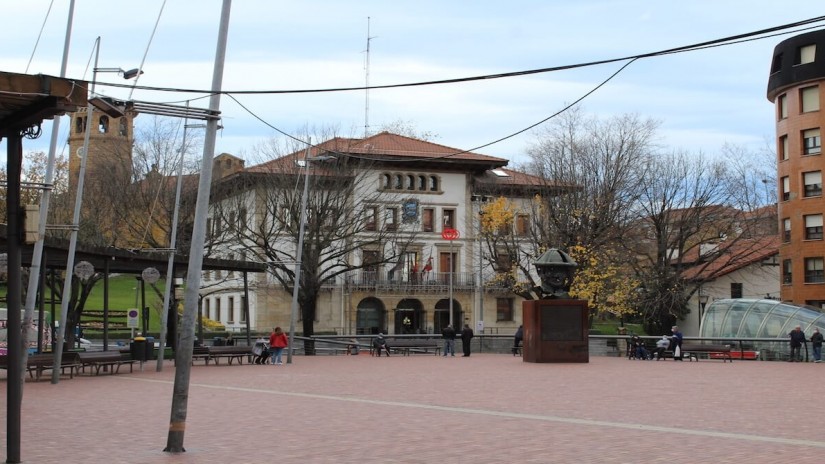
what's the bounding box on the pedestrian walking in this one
[811,328,823,363]
[671,326,683,361]
[789,325,806,362]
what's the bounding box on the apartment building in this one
[202,132,549,335]
[767,29,825,307]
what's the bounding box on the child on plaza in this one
[269,327,288,365]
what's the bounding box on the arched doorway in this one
[356,297,386,335]
[394,299,424,334]
[434,299,462,334]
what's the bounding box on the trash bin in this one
[130,337,147,362]
[144,337,155,360]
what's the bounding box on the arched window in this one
[429,175,439,192]
[98,115,109,133]
[394,174,403,190]
[119,118,128,136]
[418,175,426,191]
[382,173,391,189]
[75,116,85,133]
[406,174,415,190]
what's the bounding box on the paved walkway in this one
[1,353,823,463]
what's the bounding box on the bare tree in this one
[209,133,419,352]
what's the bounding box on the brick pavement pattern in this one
[2,354,824,463]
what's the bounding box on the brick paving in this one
[1,353,824,463]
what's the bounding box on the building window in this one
[803,129,821,155]
[406,174,415,190]
[240,296,247,323]
[805,214,823,240]
[730,283,743,299]
[496,298,514,322]
[418,175,426,191]
[783,259,792,284]
[75,116,85,133]
[382,173,391,189]
[98,115,109,133]
[385,207,398,231]
[771,53,783,74]
[803,171,822,197]
[804,257,825,283]
[797,44,816,65]
[429,175,439,192]
[393,174,403,190]
[119,118,128,136]
[779,135,789,161]
[215,298,222,322]
[228,296,235,323]
[239,208,247,230]
[801,86,820,113]
[204,299,211,320]
[783,218,791,242]
[516,214,530,236]
[362,250,379,276]
[422,208,434,232]
[782,176,790,201]
[364,206,378,231]
[442,209,455,230]
[778,94,788,120]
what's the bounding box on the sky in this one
[1,1,823,168]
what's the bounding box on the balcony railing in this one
[346,271,479,292]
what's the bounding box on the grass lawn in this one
[81,275,167,332]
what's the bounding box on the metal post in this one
[6,131,23,463]
[52,36,100,384]
[449,240,454,327]
[156,115,195,371]
[288,141,312,364]
[166,0,231,453]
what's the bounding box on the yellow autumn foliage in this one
[568,245,638,319]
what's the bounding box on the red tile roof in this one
[680,235,779,281]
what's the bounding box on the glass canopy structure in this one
[701,299,825,338]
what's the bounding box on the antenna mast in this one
[364,17,375,138]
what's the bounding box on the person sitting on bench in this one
[372,334,390,357]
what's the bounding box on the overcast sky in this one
[2,1,823,166]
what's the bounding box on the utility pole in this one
[165,0,231,453]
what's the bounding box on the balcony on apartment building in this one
[345,270,479,294]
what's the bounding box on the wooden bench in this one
[0,352,82,381]
[379,339,441,356]
[206,345,253,365]
[680,343,732,362]
[77,351,138,375]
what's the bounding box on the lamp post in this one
[287,146,335,364]
[471,194,489,333]
[52,37,141,384]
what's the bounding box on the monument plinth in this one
[522,248,589,363]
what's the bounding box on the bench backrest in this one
[77,351,127,362]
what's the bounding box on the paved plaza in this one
[1,353,824,463]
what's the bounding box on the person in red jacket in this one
[269,327,288,365]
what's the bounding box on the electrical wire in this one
[128,0,167,100]
[92,16,825,96]
[25,0,54,74]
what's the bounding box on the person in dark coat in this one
[372,333,390,357]
[442,324,456,357]
[789,325,806,362]
[460,324,474,357]
[811,328,823,363]
[513,325,523,356]
[671,326,684,361]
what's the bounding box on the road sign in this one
[127,308,139,329]
[441,228,460,240]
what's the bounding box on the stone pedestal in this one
[522,299,589,363]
